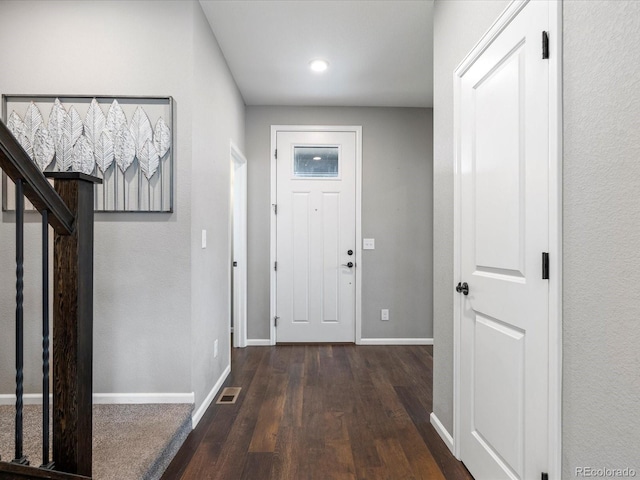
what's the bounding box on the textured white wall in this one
[562,1,640,476]
[0,1,245,414]
[245,106,433,340]
[432,0,510,435]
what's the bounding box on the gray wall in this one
[432,0,509,435]
[190,2,246,409]
[562,1,640,476]
[433,0,640,475]
[0,0,245,414]
[245,106,433,340]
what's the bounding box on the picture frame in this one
[2,94,174,213]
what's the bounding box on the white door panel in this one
[232,144,248,348]
[458,1,549,479]
[276,131,356,342]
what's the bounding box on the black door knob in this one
[341,262,354,268]
[456,282,469,295]
[347,250,353,256]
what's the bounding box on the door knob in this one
[341,262,354,268]
[456,282,469,295]
[347,250,353,256]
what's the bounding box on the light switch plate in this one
[202,230,207,249]
[363,238,375,250]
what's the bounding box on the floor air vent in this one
[216,387,241,404]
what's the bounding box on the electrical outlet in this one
[214,339,219,358]
[381,309,389,321]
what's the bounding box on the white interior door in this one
[457,1,550,479]
[276,130,356,343]
[232,143,247,348]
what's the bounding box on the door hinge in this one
[542,31,549,59]
[542,252,549,280]
[274,261,278,271]
[274,316,279,327]
[273,204,277,215]
[274,149,277,159]
[541,473,549,480]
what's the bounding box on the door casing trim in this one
[270,125,363,345]
[452,1,562,478]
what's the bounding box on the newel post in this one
[45,172,101,476]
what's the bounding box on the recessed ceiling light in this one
[309,59,329,73]
[313,156,322,161]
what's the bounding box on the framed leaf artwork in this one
[2,95,174,213]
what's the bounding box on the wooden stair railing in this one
[0,121,99,480]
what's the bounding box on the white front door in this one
[275,130,356,343]
[457,1,550,478]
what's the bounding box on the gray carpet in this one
[0,403,192,479]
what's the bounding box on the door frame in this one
[270,125,363,345]
[452,0,562,478]
[231,141,248,348]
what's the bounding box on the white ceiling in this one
[199,0,433,108]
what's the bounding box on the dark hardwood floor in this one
[161,344,472,480]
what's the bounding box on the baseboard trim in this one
[246,339,272,346]
[0,394,50,406]
[191,363,231,429]
[358,338,434,346]
[430,412,454,454]
[93,392,195,404]
[0,392,195,406]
